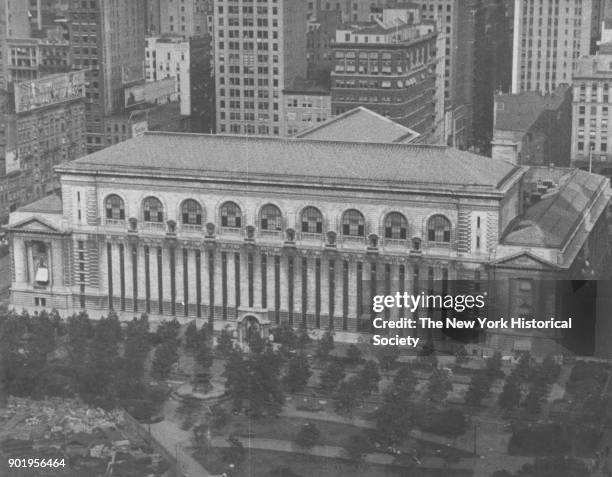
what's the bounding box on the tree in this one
[485,351,503,379]
[334,377,360,415]
[421,409,468,438]
[80,312,122,406]
[316,330,334,360]
[356,360,380,396]
[272,323,298,349]
[294,423,320,449]
[184,320,198,353]
[514,456,589,477]
[151,340,179,381]
[499,376,522,411]
[523,385,544,415]
[319,360,345,394]
[426,369,452,404]
[465,369,491,406]
[344,433,370,461]
[346,344,363,364]
[393,365,417,397]
[216,327,234,357]
[194,326,213,371]
[116,314,150,399]
[455,345,468,365]
[374,387,414,445]
[283,354,312,393]
[224,346,285,417]
[376,345,400,371]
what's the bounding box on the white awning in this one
[35,266,49,284]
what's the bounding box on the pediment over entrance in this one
[7,216,64,234]
[491,251,559,271]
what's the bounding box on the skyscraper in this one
[511,0,592,94]
[0,0,31,89]
[213,0,307,135]
[68,0,146,152]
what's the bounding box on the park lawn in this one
[223,414,369,448]
[193,448,473,477]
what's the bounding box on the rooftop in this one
[573,54,612,78]
[57,131,521,194]
[503,169,607,248]
[494,85,570,133]
[296,107,419,144]
[17,194,62,214]
[283,77,330,95]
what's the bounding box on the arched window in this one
[427,215,451,243]
[181,199,202,225]
[143,197,164,223]
[342,209,365,236]
[384,212,407,239]
[220,201,242,228]
[260,204,282,231]
[301,206,323,233]
[105,194,125,220]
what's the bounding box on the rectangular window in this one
[248,253,254,308]
[288,257,295,325]
[234,253,241,308]
[119,244,125,312]
[183,249,189,317]
[222,252,228,320]
[343,261,349,331]
[275,256,280,324]
[329,260,335,329]
[157,247,163,314]
[170,247,176,316]
[261,255,267,309]
[107,243,113,309]
[196,250,202,318]
[315,258,321,328]
[132,246,138,313]
[208,251,215,324]
[144,246,150,314]
[357,261,363,316]
[302,257,308,326]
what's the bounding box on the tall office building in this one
[0,0,31,89]
[68,0,146,153]
[330,10,438,138]
[511,0,592,94]
[416,0,481,149]
[146,0,209,38]
[213,0,307,135]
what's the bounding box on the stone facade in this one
[6,132,611,355]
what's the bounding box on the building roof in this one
[296,107,419,144]
[503,169,607,248]
[283,76,330,95]
[57,131,521,194]
[494,85,570,133]
[573,54,612,78]
[17,194,62,214]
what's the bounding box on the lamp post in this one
[589,144,595,173]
